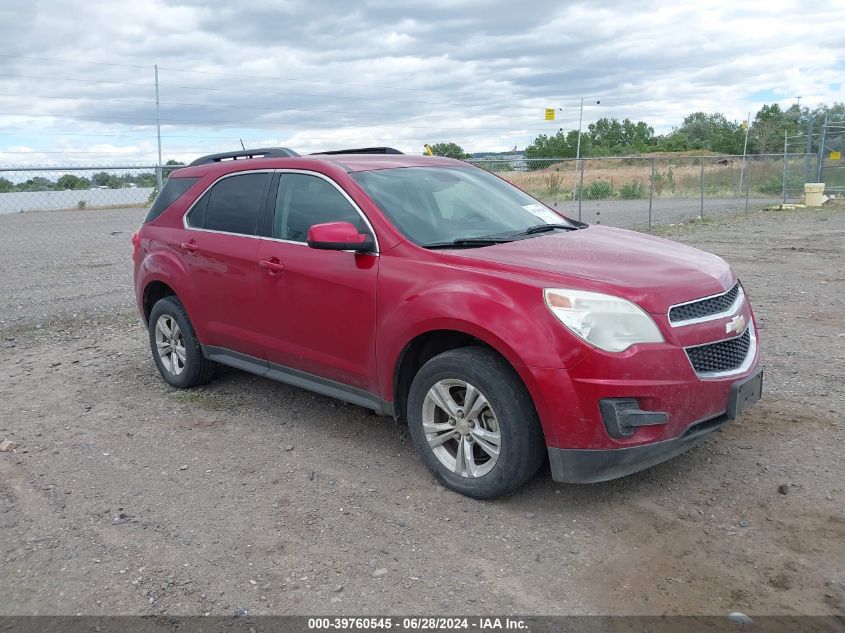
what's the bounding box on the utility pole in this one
[574,98,600,163]
[155,64,163,190]
[571,98,600,205]
[575,97,585,162]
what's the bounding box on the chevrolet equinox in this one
[133,147,762,499]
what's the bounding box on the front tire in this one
[406,347,546,499]
[148,296,215,388]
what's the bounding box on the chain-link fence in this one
[0,154,824,327]
[467,154,816,229]
[818,120,845,194]
[0,165,179,214]
[0,165,182,327]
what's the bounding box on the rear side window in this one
[191,173,270,235]
[144,177,198,223]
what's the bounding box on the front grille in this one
[670,282,741,323]
[686,327,751,374]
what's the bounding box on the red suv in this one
[133,147,762,499]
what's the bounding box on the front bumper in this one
[548,368,762,483]
[548,412,729,483]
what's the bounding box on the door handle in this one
[180,240,199,253]
[259,258,285,274]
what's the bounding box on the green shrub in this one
[583,180,613,199]
[77,200,87,210]
[652,167,675,196]
[618,181,645,199]
[757,176,782,194]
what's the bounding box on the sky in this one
[0,0,843,165]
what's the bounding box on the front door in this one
[254,171,379,393]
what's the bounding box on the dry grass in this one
[492,157,786,200]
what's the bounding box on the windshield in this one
[351,166,573,246]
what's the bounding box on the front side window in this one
[192,173,270,235]
[273,173,366,242]
[351,166,570,246]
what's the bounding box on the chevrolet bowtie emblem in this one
[726,314,746,335]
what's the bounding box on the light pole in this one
[565,98,600,204]
[574,98,600,162]
[154,64,163,190]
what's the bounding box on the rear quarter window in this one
[144,177,199,223]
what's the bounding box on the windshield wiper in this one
[422,237,514,249]
[512,223,580,236]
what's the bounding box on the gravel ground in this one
[0,204,842,616]
[0,206,146,327]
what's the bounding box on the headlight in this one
[544,288,664,352]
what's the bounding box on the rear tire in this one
[148,296,215,388]
[406,346,545,499]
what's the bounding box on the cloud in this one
[0,0,843,164]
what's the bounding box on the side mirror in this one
[306,221,375,253]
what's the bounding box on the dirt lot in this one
[0,205,843,616]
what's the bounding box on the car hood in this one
[441,225,734,314]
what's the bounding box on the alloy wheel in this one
[154,314,187,376]
[422,378,501,478]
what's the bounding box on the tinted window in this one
[202,173,270,235]
[186,190,209,228]
[273,173,365,242]
[144,176,198,223]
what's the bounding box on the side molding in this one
[202,345,394,416]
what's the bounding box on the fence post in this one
[804,114,814,185]
[699,160,704,220]
[817,115,828,182]
[782,130,788,203]
[648,158,655,228]
[745,156,752,213]
[578,158,584,222]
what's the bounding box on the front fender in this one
[375,253,590,403]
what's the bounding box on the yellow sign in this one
[830,150,842,161]
[545,108,555,121]
[741,120,748,130]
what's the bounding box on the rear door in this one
[180,171,272,358]
[253,171,380,392]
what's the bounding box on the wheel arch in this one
[142,280,177,324]
[136,249,200,330]
[390,326,541,433]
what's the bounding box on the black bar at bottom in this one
[0,615,841,633]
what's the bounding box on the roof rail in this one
[188,147,299,167]
[313,147,404,155]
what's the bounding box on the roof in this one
[309,153,463,172]
[171,153,466,179]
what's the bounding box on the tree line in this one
[427,101,844,160]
